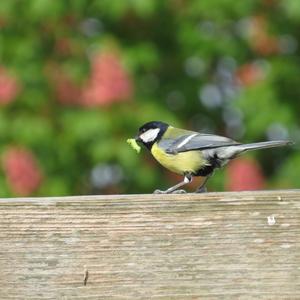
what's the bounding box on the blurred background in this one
[0,0,299,197]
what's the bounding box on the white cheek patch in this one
[140,128,160,143]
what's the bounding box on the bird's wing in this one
[160,133,240,154]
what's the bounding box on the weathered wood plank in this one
[0,190,299,299]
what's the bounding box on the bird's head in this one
[135,121,169,149]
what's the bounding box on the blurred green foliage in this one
[0,0,298,196]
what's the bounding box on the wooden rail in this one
[0,190,299,299]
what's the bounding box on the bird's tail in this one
[239,140,293,152]
[217,140,293,160]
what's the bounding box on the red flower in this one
[2,148,43,196]
[0,67,20,105]
[80,51,133,107]
[226,158,265,191]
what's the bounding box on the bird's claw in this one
[153,189,166,194]
[153,189,187,194]
[171,189,187,194]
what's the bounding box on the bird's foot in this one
[153,189,187,194]
[171,189,187,194]
[153,189,163,194]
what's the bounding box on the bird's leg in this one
[154,174,192,194]
[195,174,211,193]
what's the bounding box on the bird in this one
[135,121,293,194]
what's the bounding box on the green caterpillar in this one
[127,138,141,153]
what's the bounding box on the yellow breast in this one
[151,143,205,175]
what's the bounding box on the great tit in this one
[135,121,292,194]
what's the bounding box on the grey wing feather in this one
[158,139,177,152]
[164,133,240,154]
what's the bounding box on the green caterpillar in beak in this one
[127,138,141,153]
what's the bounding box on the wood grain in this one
[0,190,299,299]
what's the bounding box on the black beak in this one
[135,135,142,142]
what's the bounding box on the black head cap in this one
[136,121,169,149]
[138,121,169,133]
